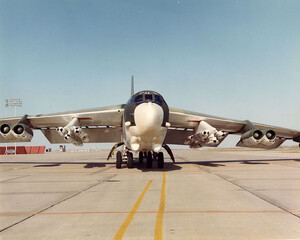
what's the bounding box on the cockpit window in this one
[127,96,134,104]
[134,94,143,105]
[145,94,153,101]
[154,95,163,105]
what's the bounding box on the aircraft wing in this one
[165,107,300,147]
[0,105,125,144]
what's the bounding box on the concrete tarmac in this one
[1,149,300,240]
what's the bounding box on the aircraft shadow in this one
[174,158,300,168]
[2,158,299,170]
[34,163,61,167]
[84,163,107,168]
[136,163,182,172]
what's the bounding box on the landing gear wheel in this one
[139,152,144,164]
[153,152,158,161]
[146,151,153,168]
[116,151,122,169]
[127,152,133,168]
[157,152,164,168]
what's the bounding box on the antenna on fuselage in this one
[131,75,134,97]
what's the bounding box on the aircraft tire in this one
[146,151,152,168]
[139,152,143,164]
[127,152,133,168]
[116,151,122,169]
[157,152,164,168]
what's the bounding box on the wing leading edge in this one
[0,105,125,145]
[166,107,300,148]
[1,104,299,149]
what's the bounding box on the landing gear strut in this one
[146,151,153,168]
[127,152,133,168]
[139,152,144,164]
[157,152,164,168]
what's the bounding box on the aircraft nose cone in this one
[134,102,164,134]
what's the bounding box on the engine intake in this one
[1,124,11,134]
[0,115,33,142]
[56,118,90,146]
[240,129,263,146]
[12,123,33,141]
[185,121,228,148]
[56,127,67,136]
[260,130,276,146]
[0,123,16,140]
[64,133,83,146]
[73,127,89,142]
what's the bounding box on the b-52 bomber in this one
[1,77,300,168]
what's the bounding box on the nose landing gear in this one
[115,150,165,169]
[145,151,164,169]
[157,152,164,168]
[146,151,153,168]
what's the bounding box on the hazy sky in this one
[1,0,300,149]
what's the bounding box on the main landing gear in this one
[115,151,164,169]
[116,151,133,169]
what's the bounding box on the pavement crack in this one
[89,165,115,175]
[187,160,300,221]
[0,175,29,183]
[0,174,117,233]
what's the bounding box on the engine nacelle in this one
[73,127,89,143]
[0,123,16,140]
[11,124,33,141]
[189,130,209,142]
[240,129,263,146]
[185,121,228,148]
[56,127,67,136]
[199,130,210,140]
[202,136,219,147]
[260,130,276,146]
[215,131,227,140]
[0,115,33,142]
[57,118,90,146]
[64,133,83,146]
[0,123,33,142]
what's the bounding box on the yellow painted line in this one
[113,180,152,240]
[154,172,166,240]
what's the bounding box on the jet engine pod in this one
[0,123,17,140]
[202,136,219,147]
[0,123,11,135]
[56,127,67,136]
[12,123,33,141]
[64,133,83,146]
[240,129,263,146]
[260,130,276,146]
[215,131,227,140]
[73,127,89,143]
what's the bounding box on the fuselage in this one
[123,91,170,152]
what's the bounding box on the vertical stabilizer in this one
[131,75,134,97]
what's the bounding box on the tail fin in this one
[131,75,134,97]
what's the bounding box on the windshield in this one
[145,94,153,102]
[132,92,165,105]
[154,95,163,105]
[134,94,144,105]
